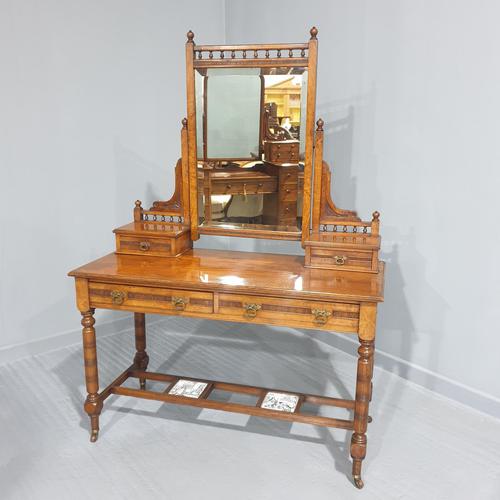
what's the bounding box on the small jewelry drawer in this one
[306,247,377,272]
[116,235,172,256]
[264,141,300,165]
[89,283,213,314]
[115,229,192,258]
[217,293,359,332]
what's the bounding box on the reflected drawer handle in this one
[243,303,261,318]
[334,255,347,266]
[172,296,187,311]
[111,290,126,305]
[139,241,150,251]
[312,309,331,325]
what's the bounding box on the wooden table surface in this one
[69,249,384,303]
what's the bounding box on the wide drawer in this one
[218,293,359,332]
[307,247,377,272]
[211,179,278,195]
[89,283,213,314]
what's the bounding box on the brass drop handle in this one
[172,296,187,311]
[243,303,262,318]
[111,290,126,305]
[312,309,331,325]
[139,241,150,251]
[334,255,347,266]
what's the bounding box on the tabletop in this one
[69,249,385,303]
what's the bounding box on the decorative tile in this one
[168,379,208,399]
[261,392,299,413]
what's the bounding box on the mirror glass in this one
[195,66,308,233]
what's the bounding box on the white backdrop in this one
[0,0,225,354]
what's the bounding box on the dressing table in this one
[68,28,385,489]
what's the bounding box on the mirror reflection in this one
[195,66,308,232]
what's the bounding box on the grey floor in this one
[1,317,500,500]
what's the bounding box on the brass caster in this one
[368,415,373,423]
[90,430,99,443]
[353,475,364,489]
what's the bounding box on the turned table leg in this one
[81,309,103,442]
[133,313,149,389]
[350,337,375,489]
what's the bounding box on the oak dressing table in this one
[69,28,385,489]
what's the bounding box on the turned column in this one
[81,309,103,442]
[350,302,377,489]
[133,313,149,389]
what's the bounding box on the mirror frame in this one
[185,28,318,243]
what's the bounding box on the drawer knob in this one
[243,303,261,318]
[226,184,232,189]
[110,290,126,305]
[172,296,187,311]
[139,241,150,251]
[334,255,347,265]
[312,309,331,325]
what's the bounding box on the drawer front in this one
[89,283,213,314]
[279,185,298,202]
[218,293,359,332]
[270,143,299,154]
[279,201,297,218]
[268,150,298,164]
[117,235,172,257]
[211,179,277,195]
[266,143,300,164]
[279,168,299,186]
[309,247,375,271]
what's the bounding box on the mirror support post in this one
[186,30,199,240]
[301,27,319,247]
[311,118,324,232]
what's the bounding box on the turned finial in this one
[186,30,194,43]
[372,211,380,221]
[182,117,188,128]
[316,118,324,131]
[310,26,318,40]
[135,200,142,208]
